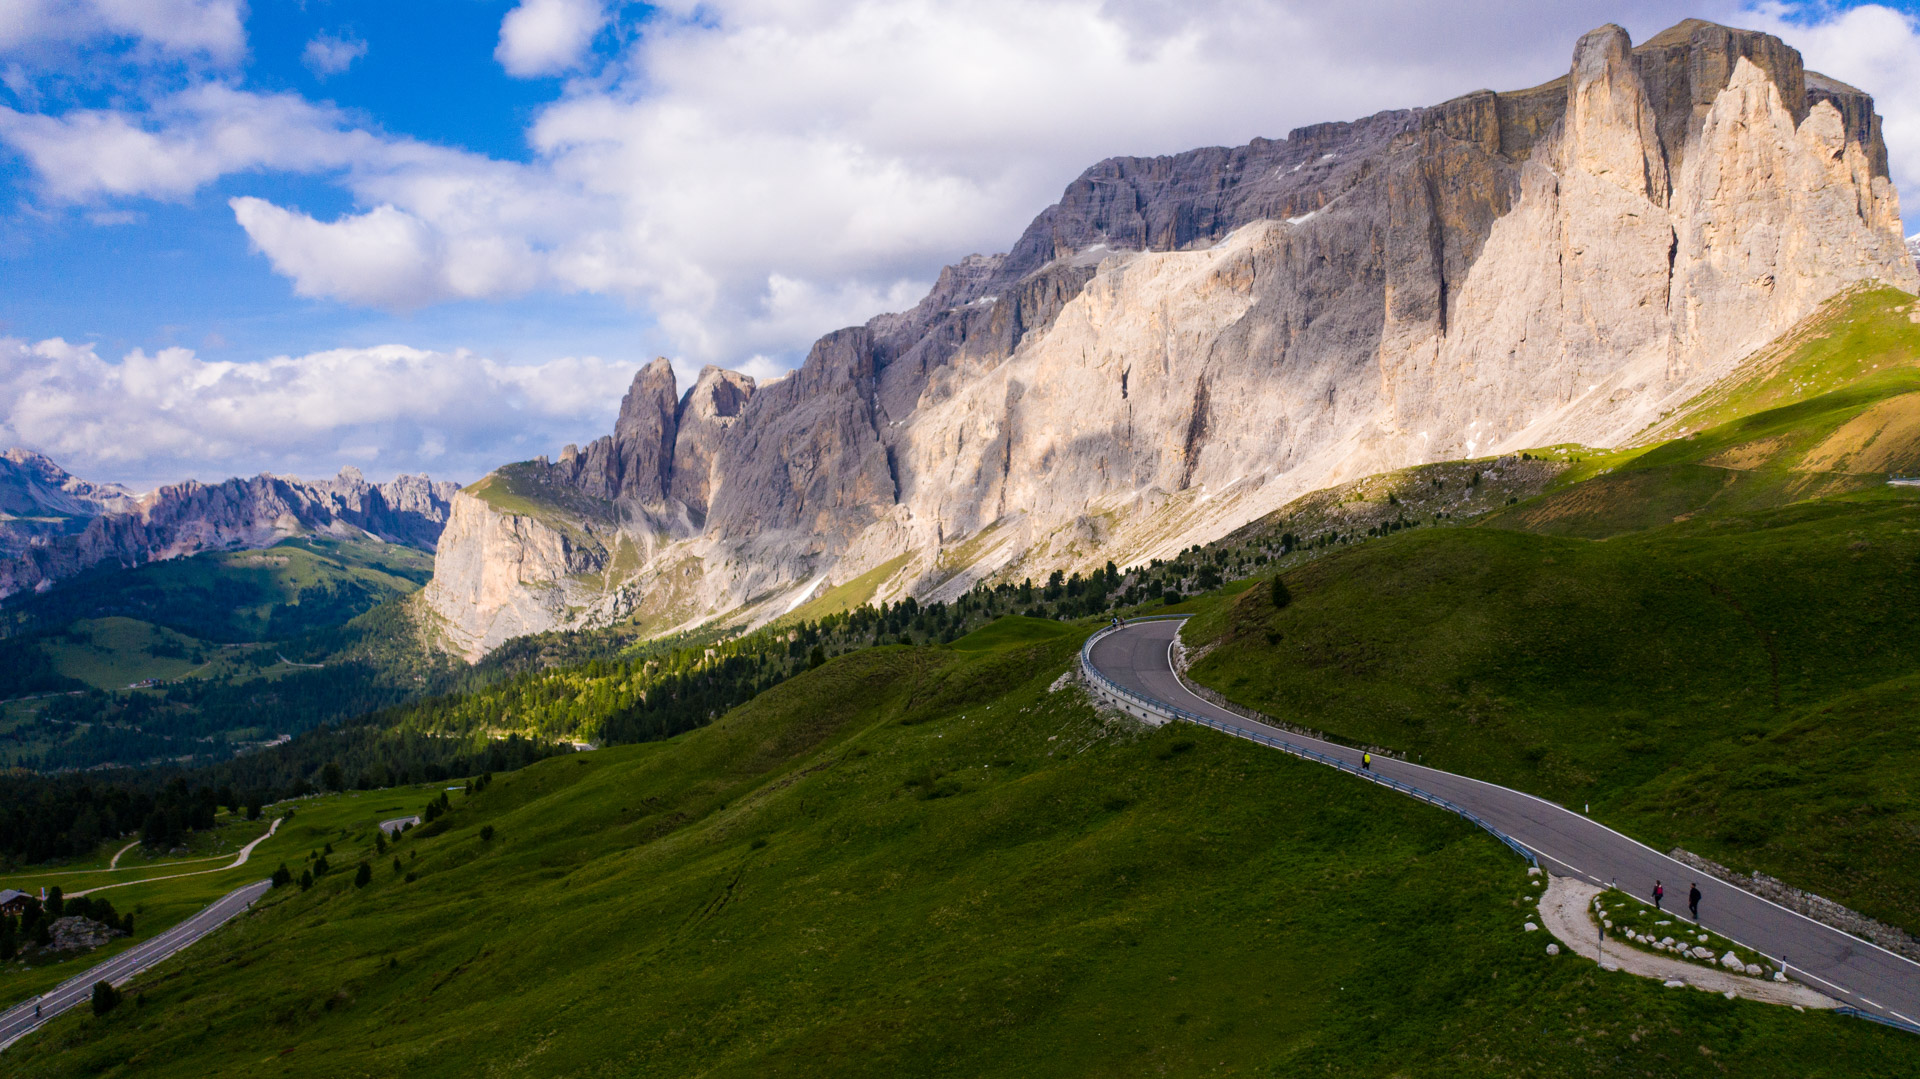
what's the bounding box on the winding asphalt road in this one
[0,879,270,1052]
[1087,617,1920,1029]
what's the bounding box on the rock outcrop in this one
[0,456,461,601]
[423,19,1920,660]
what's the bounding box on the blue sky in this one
[3,0,1920,489]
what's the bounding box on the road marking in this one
[1861,997,1884,1008]
[1893,1009,1917,1024]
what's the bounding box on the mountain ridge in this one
[0,451,460,604]
[421,18,1920,660]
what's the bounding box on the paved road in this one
[1088,618,1920,1028]
[0,879,271,1052]
[380,816,420,836]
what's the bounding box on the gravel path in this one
[71,818,282,898]
[1537,873,1836,1008]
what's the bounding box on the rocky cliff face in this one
[0,449,138,556]
[0,457,461,601]
[423,19,1920,660]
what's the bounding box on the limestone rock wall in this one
[421,19,1920,661]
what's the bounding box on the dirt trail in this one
[106,840,138,869]
[72,818,283,898]
[1538,873,1836,1008]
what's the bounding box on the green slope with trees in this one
[8,633,1916,1077]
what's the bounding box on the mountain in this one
[422,19,1920,660]
[0,453,460,603]
[0,448,138,556]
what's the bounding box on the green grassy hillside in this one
[8,635,1915,1077]
[0,538,446,770]
[2,536,432,644]
[1180,287,1920,935]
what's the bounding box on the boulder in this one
[1546,943,1560,956]
[1664,979,1687,988]
[1744,963,1763,976]
[1721,951,1744,969]
[1524,922,1539,932]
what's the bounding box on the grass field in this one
[5,636,1917,1077]
[0,787,444,1009]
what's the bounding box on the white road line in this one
[1893,1010,1918,1024]
[1861,997,1884,1008]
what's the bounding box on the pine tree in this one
[1270,575,1292,611]
[354,862,372,888]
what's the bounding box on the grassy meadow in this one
[4,631,1916,1077]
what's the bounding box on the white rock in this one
[1602,963,1620,972]
[1528,867,1541,877]
[1744,964,1763,976]
[1524,922,1539,932]
[1546,943,1560,956]
[1724,990,1738,1000]
[1655,920,1671,926]
[1660,937,1676,946]
[1721,951,1743,970]
[1603,919,1613,928]
[1775,972,1789,983]
[1793,1004,1805,1012]
[1664,980,1687,988]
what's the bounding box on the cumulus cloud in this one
[0,84,381,201]
[10,0,1920,380]
[0,0,244,64]
[302,32,368,79]
[0,336,640,489]
[496,0,607,77]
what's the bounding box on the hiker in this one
[1653,881,1664,911]
[1689,883,1702,922]
[1362,752,1372,771]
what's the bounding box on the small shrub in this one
[91,981,121,1016]
[479,824,495,843]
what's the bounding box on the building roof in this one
[0,888,29,904]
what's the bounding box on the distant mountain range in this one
[419,19,1920,659]
[0,448,459,602]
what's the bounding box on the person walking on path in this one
[1689,883,1702,922]
[1362,752,1372,771]
[1653,881,1664,911]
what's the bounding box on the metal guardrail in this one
[1080,623,1538,868]
[1835,1006,1920,1037]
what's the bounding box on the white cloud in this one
[12,0,1920,384]
[302,32,368,79]
[0,0,244,64]
[0,84,380,201]
[0,336,639,490]
[496,0,607,77]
